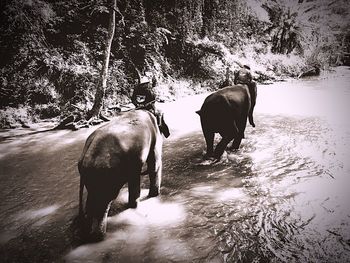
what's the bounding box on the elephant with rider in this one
[78,110,167,240]
[196,66,257,159]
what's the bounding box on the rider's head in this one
[235,65,252,85]
[132,80,156,108]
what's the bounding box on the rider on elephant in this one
[131,80,156,112]
[219,66,233,89]
[234,64,253,85]
[131,77,170,138]
[234,64,257,111]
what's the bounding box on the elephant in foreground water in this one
[196,84,257,159]
[78,110,165,240]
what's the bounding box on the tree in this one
[262,1,302,54]
[87,0,116,119]
[201,0,219,38]
[262,0,350,58]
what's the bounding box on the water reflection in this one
[16,205,60,221]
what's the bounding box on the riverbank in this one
[0,66,348,141]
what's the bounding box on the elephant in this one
[196,84,257,159]
[78,110,165,240]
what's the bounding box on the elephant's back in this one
[79,110,156,171]
[201,86,248,113]
[106,110,156,138]
[216,85,249,103]
[197,85,250,133]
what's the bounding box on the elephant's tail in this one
[232,121,239,137]
[79,175,84,217]
[195,110,201,115]
[77,159,85,216]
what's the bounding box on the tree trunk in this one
[201,0,218,38]
[87,0,116,120]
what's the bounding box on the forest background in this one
[0,0,349,128]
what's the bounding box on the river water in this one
[0,67,349,262]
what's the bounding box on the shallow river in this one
[0,67,349,262]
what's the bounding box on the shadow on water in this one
[0,128,94,262]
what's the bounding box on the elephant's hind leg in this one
[127,164,142,208]
[214,133,234,159]
[230,131,244,150]
[203,129,215,158]
[230,136,243,150]
[230,115,247,150]
[147,148,162,197]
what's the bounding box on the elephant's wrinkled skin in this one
[78,110,164,240]
[196,84,257,159]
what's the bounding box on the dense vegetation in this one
[0,0,349,128]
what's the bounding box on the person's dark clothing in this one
[131,82,170,138]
